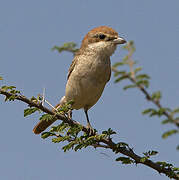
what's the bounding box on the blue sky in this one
[0,0,179,179]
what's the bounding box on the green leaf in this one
[102,128,116,136]
[136,80,149,88]
[161,119,173,124]
[52,42,78,54]
[24,107,39,117]
[113,71,126,77]
[140,157,148,163]
[112,62,125,68]
[142,108,155,115]
[1,85,16,91]
[39,114,54,122]
[142,108,166,117]
[173,167,179,171]
[116,157,134,164]
[41,132,55,139]
[172,108,179,114]
[158,108,167,116]
[156,161,173,168]
[52,136,70,143]
[143,150,158,157]
[1,86,21,101]
[122,41,135,52]
[57,100,74,113]
[62,141,76,152]
[134,67,142,74]
[67,124,83,137]
[50,122,69,133]
[136,74,150,80]
[123,84,137,90]
[116,142,129,148]
[162,129,178,139]
[151,91,162,100]
[114,75,128,83]
[122,55,129,62]
[74,143,84,151]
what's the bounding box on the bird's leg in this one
[67,109,72,119]
[84,109,95,135]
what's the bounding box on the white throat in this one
[88,41,117,57]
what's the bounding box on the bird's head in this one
[80,26,126,56]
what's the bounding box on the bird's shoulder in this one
[67,51,81,80]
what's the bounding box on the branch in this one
[0,88,178,179]
[129,76,179,128]
[112,66,179,128]
[0,88,88,133]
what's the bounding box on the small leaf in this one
[1,85,16,91]
[102,128,116,136]
[52,136,70,143]
[116,157,134,164]
[0,76,3,80]
[123,84,137,90]
[136,80,149,88]
[158,108,167,116]
[62,141,76,152]
[122,55,129,62]
[140,157,147,163]
[112,62,125,68]
[161,119,173,124]
[52,42,78,54]
[151,91,162,100]
[41,132,55,139]
[24,107,39,117]
[39,114,54,122]
[114,71,126,77]
[134,67,142,74]
[162,129,178,139]
[74,144,84,151]
[116,142,129,148]
[136,74,150,80]
[172,108,179,114]
[143,150,158,157]
[142,108,154,115]
[173,167,179,171]
[50,122,69,133]
[114,75,128,83]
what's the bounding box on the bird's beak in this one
[113,36,126,44]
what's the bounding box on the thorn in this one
[42,88,45,106]
[44,99,57,112]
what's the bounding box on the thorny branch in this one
[0,88,178,179]
[112,68,179,128]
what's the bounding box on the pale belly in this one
[65,77,106,110]
[65,61,110,110]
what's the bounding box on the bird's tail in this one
[33,96,66,134]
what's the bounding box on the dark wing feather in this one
[107,57,111,82]
[67,57,78,80]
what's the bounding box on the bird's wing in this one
[107,57,111,82]
[67,56,78,80]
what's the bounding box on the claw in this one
[86,123,95,136]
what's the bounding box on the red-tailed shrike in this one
[33,26,126,134]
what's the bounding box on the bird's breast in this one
[65,54,111,110]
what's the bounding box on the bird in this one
[33,26,126,134]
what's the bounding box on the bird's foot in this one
[86,123,95,136]
[67,109,72,119]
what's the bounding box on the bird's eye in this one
[99,34,106,40]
